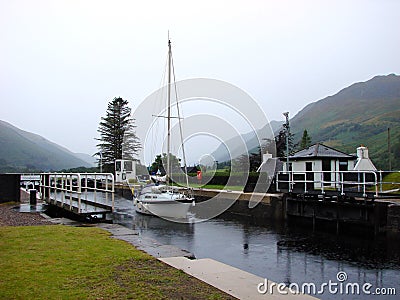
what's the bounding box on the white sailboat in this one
[133,39,194,219]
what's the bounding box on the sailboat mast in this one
[166,39,172,179]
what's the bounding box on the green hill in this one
[210,74,400,170]
[290,74,400,169]
[0,120,91,172]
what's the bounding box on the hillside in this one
[290,74,400,169]
[210,120,283,163]
[211,74,400,170]
[74,153,97,167]
[0,120,91,172]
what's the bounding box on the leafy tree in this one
[232,154,250,172]
[249,148,262,172]
[392,137,400,170]
[150,154,164,175]
[231,147,264,173]
[275,127,297,158]
[95,97,141,172]
[149,153,181,175]
[300,129,312,149]
[60,166,99,173]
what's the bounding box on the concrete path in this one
[97,223,195,258]
[160,256,317,300]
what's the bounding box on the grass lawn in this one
[381,172,400,192]
[0,225,234,299]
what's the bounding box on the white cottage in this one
[283,143,357,188]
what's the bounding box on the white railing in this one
[40,173,115,213]
[276,170,384,197]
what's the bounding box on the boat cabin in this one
[115,159,137,183]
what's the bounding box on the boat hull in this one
[134,199,192,219]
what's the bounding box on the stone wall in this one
[387,204,400,233]
[0,174,21,203]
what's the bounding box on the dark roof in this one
[289,143,355,160]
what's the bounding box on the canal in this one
[112,195,399,300]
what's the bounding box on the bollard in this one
[30,189,37,205]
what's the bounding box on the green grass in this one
[381,172,400,192]
[191,184,244,191]
[172,182,244,191]
[0,225,233,299]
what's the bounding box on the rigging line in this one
[171,54,190,188]
[166,38,172,181]
[150,45,169,166]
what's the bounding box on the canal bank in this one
[113,197,400,300]
[2,200,317,299]
[97,222,317,300]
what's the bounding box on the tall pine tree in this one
[275,126,297,158]
[300,129,312,150]
[96,97,141,172]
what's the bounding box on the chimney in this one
[262,152,273,163]
[356,145,369,159]
[354,145,376,171]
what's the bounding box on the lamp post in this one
[283,112,290,173]
[99,150,103,173]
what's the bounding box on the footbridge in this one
[40,173,115,221]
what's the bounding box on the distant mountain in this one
[210,120,283,163]
[290,74,400,169]
[211,74,400,170]
[74,153,97,167]
[0,120,91,172]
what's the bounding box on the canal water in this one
[112,195,399,300]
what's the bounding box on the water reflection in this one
[113,196,399,300]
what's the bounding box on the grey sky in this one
[1,0,399,156]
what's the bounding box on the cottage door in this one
[322,159,331,186]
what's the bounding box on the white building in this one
[283,143,357,188]
[115,159,137,183]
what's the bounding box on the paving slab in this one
[97,223,194,258]
[96,223,139,236]
[160,257,318,300]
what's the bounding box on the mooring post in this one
[43,174,50,200]
[29,189,37,205]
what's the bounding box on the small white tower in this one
[257,152,273,172]
[353,145,377,171]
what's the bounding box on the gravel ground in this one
[0,202,52,227]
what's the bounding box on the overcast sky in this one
[1,0,400,157]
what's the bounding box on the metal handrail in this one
[276,170,380,198]
[40,173,115,213]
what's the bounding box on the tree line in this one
[93,97,316,175]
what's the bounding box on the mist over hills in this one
[212,74,400,170]
[1,74,399,172]
[210,120,283,163]
[0,120,92,172]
